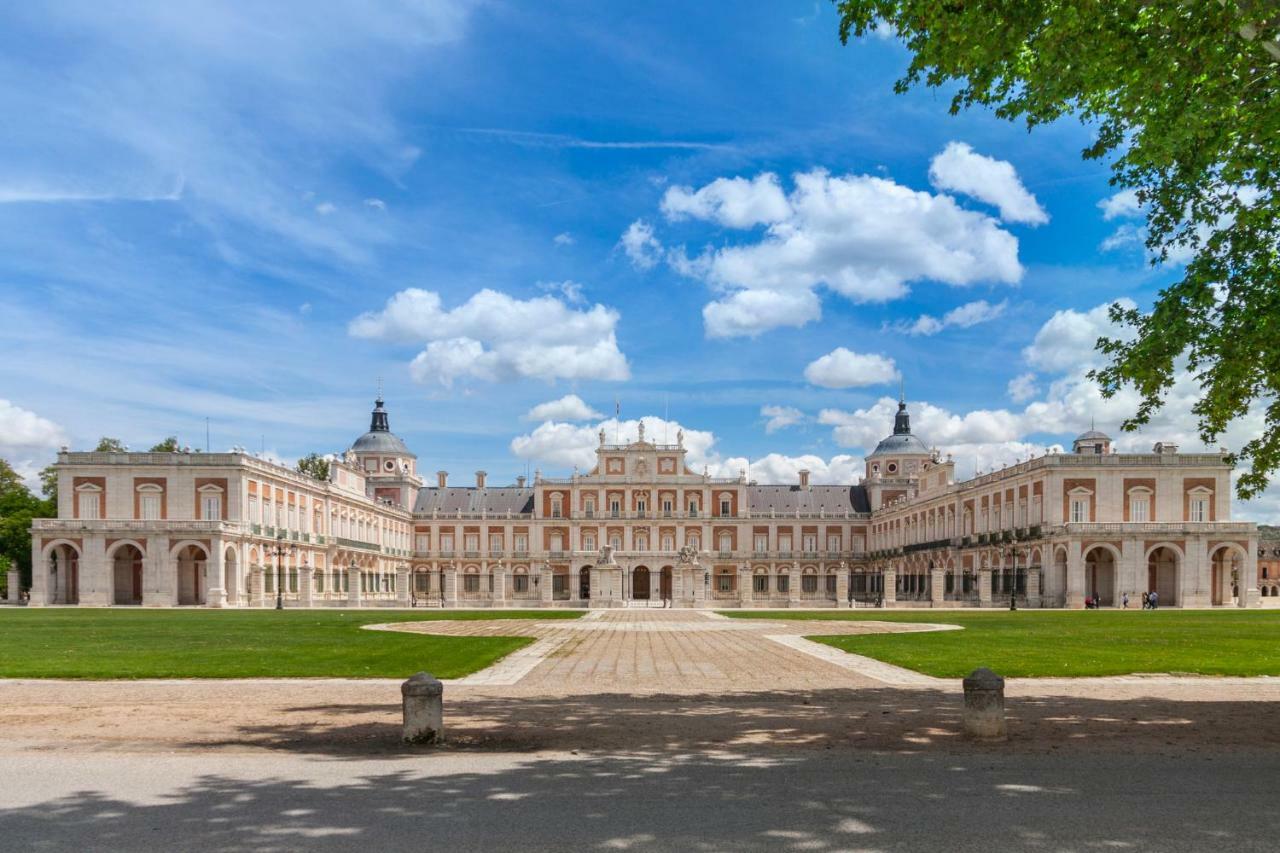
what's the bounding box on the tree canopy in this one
[94,437,127,453]
[149,436,180,452]
[296,453,332,482]
[0,458,55,590]
[836,1,1280,497]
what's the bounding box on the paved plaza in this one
[3,609,1280,851]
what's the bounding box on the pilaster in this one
[205,539,225,608]
[1065,539,1085,608]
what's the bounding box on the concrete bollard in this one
[962,667,1007,739]
[401,672,444,745]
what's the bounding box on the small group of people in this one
[1085,590,1160,609]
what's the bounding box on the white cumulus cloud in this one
[928,141,1048,225]
[349,288,630,387]
[761,405,804,434]
[524,395,602,422]
[653,165,1025,338]
[661,173,791,227]
[620,219,663,269]
[0,399,69,490]
[804,348,899,389]
[1007,372,1040,403]
[894,298,1008,336]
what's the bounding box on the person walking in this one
[1122,592,1129,609]
[1142,591,1150,610]
[1150,589,1159,610]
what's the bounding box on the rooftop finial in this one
[900,377,905,405]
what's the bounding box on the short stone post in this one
[401,672,443,744]
[8,560,20,604]
[962,667,1007,739]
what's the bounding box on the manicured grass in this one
[719,609,1280,678]
[0,609,578,680]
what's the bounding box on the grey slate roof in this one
[351,430,415,456]
[413,487,534,515]
[867,433,930,457]
[747,485,870,514]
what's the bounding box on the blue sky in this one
[0,2,1271,519]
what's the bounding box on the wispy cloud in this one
[455,127,731,150]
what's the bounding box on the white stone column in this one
[1238,536,1260,608]
[1065,540,1085,608]
[29,534,49,605]
[347,565,362,608]
[737,566,750,607]
[1026,566,1042,608]
[205,540,225,608]
[651,569,662,603]
[692,564,707,606]
[395,565,410,607]
[1182,537,1210,607]
[540,567,554,604]
[443,566,459,607]
[570,567,581,602]
[79,536,109,606]
[7,560,20,603]
[836,567,850,608]
[249,565,265,607]
[930,567,945,608]
[883,567,897,607]
[493,566,507,606]
[977,567,992,608]
[1119,538,1140,605]
[300,565,314,607]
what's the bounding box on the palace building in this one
[29,396,1261,609]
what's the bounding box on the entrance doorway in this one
[1084,546,1116,606]
[632,566,651,600]
[579,566,591,600]
[112,544,143,605]
[177,544,208,605]
[660,566,673,601]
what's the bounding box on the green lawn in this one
[719,609,1280,677]
[0,609,578,679]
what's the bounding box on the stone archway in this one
[224,547,239,606]
[1146,545,1181,606]
[175,543,208,605]
[110,542,144,605]
[45,541,81,605]
[633,566,651,600]
[1210,544,1247,606]
[1084,545,1118,607]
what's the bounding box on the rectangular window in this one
[1190,498,1208,522]
[202,495,222,520]
[753,575,769,593]
[78,492,100,519]
[802,575,818,594]
[688,501,699,517]
[610,500,621,517]
[1131,497,1149,522]
[489,534,503,553]
[463,575,480,593]
[515,534,528,553]
[440,535,454,553]
[415,535,429,552]
[720,499,731,516]
[661,535,673,551]
[827,535,840,552]
[248,496,258,523]
[315,571,324,593]
[717,574,733,592]
[583,534,596,551]
[662,499,673,516]
[464,534,479,553]
[754,535,767,552]
[802,535,817,552]
[140,493,161,520]
[777,574,790,593]
[1070,499,1088,523]
[779,536,792,553]
[512,574,529,594]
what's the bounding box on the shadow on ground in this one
[215,687,1280,758]
[3,748,1278,852]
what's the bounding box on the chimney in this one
[436,470,448,488]
[798,469,811,490]
[516,475,527,488]
[476,470,487,489]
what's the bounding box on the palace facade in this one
[29,397,1261,609]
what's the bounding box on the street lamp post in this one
[268,535,297,610]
